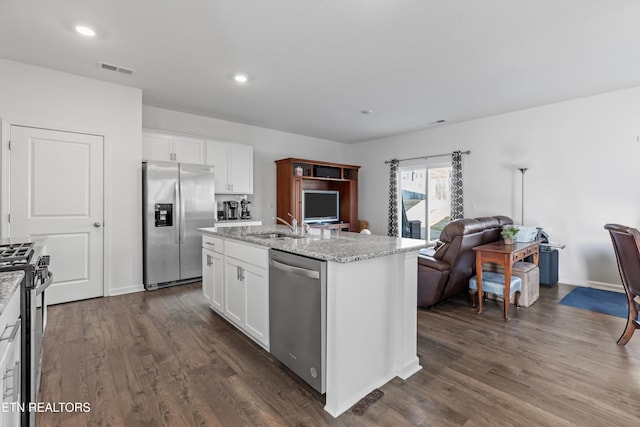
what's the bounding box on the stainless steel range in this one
[0,239,52,427]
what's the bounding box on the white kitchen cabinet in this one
[0,289,21,427]
[202,236,224,314]
[206,141,229,193]
[201,233,269,349]
[228,143,254,194]
[206,140,254,194]
[222,239,269,349]
[143,131,253,192]
[223,256,245,328]
[142,130,205,164]
[242,262,269,346]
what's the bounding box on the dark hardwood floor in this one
[38,282,640,426]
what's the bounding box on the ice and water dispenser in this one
[154,203,173,227]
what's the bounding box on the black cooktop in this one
[0,242,34,266]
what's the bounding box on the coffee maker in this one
[223,201,239,220]
[216,201,225,220]
[240,199,251,219]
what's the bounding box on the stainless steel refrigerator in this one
[143,161,215,290]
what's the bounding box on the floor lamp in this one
[518,167,528,225]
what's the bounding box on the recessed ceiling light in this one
[75,25,96,37]
[361,109,374,115]
[233,73,248,83]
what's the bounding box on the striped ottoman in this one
[469,271,522,307]
[485,262,539,307]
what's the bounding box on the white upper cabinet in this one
[206,140,254,194]
[172,135,206,164]
[142,130,205,164]
[228,144,254,194]
[206,141,230,193]
[143,130,254,194]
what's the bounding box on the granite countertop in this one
[215,219,262,224]
[0,271,24,315]
[215,218,262,222]
[200,225,429,263]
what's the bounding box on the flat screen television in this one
[302,190,340,223]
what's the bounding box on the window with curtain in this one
[399,160,453,242]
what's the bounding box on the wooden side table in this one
[472,240,540,321]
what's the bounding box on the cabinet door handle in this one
[236,265,245,281]
[207,255,213,267]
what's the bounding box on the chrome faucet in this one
[274,214,298,234]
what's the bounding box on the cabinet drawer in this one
[202,235,224,254]
[225,240,269,269]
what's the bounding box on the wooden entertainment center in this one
[275,158,360,232]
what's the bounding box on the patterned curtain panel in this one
[451,151,464,220]
[387,159,399,237]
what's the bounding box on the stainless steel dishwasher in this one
[269,249,327,394]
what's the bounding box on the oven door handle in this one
[0,319,20,343]
[35,271,53,296]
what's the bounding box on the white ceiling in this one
[2,1,640,143]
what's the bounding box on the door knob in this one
[93,222,102,228]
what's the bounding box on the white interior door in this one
[9,125,104,304]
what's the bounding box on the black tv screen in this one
[302,190,339,223]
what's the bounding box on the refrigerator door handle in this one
[179,180,186,244]
[174,181,180,244]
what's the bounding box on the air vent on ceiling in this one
[98,62,135,76]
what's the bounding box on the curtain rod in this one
[384,150,470,164]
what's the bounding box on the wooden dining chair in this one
[604,224,640,345]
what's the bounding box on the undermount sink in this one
[250,232,306,240]
[251,232,288,239]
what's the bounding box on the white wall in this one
[0,59,143,296]
[142,106,354,223]
[354,86,640,289]
[3,58,634,293]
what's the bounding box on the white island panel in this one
[324,251,422,417]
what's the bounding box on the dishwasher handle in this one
[271,259,320,280]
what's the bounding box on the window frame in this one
[398,158,452,243]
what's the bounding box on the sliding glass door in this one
[399,161,452,242]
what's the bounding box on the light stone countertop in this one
[200,224,429,263]
[214,219,263,227]
[0,271,24,315]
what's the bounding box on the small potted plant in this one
[501,225,520,245]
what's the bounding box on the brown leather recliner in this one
[417,215,513,307]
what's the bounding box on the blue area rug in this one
[559,287,628,318]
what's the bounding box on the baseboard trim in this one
[108,284,145,296]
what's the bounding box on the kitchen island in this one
[199,225,428,417]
